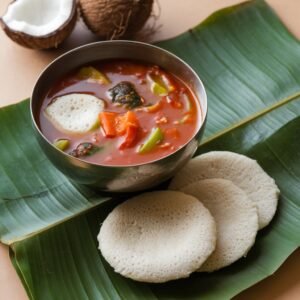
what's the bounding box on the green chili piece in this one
[53,139,70,151]
[139,127,164,154]
[151,81,168,96]
[148,72,175,96]
[77,66,110,84]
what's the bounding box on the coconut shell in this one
[79,0,153,39]
[0,0,78,50]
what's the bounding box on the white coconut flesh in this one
[2,0,74,37]
[45,93,105,134]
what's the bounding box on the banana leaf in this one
[11,97,300,299]
[1,0,300,299]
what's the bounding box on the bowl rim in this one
[31,40,208,168]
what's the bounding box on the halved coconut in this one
[79,0,153,39]
[0,0,77,49]
[45,93,105,134]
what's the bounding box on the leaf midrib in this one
[201,90,300,146]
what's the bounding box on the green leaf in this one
[0,101,110,244]
[1,0,300,299]
[157,0,300,138]
[11,98,300,299]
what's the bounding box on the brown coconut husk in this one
[0,0,78,50]
[134,0,162,42]
[79,0,154,40]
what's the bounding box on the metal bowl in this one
[31,41,207,192]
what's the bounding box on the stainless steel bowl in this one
[31,41,207,192]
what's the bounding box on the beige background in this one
[0,0,300,299]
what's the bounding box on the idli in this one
[45,93,105,133]
[181,179,258,272]
[98,191,216,283]
[169,151,279,229]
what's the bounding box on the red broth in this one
[39,60,201,166]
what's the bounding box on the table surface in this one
[0,0,300,299]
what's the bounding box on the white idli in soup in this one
[45,93,105,133]
[98,191,217,283]
[180,179,259,272]
[169,151,280,229]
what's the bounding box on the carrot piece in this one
[119,125,138,149]
[100,111,140,147]
[99,112,118,137]
[126,111,139,127]
[118,111,139,149]
[116,111,139,135]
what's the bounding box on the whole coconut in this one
[79,0,153,39]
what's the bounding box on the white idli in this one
[98,191,216,283]
[45,93,105,133]
[169,151,279,229]
[181,179,258,272]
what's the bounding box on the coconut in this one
[79,0,153,39]
[0,0,77,49]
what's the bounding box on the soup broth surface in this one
[39,60,201,166]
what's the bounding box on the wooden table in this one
[0,1,299,299]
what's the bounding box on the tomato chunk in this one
[99,112,118,137]
[116,111,139,135]
[100,111,140,149]
[119,125,138,150]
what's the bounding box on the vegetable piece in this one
[161,74,176,92]
[139,127,164,154]
[151,81,168,96]
[119,126,138,150]
[77,66,110,84]
[117,111,139,149]
[116,111,139,135]
[99,111,140,149]
[53,139,70,151]
[144,100,162,113]
[148,70,176,96]
[99,112,118,138]
[69,143,100,158]
[108,81,143,108]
